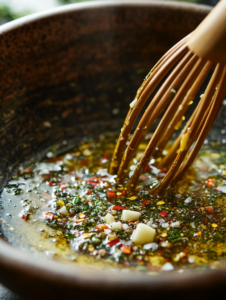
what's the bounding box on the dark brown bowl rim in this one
[1,0,225,293]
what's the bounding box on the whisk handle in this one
[188,0,226,65]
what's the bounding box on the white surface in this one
[0,0,58,13]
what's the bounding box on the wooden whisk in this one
[110,0,226,194]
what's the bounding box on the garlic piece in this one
[111,221,123,231]
[170,221,180,228]
[104,213,115,225]
[122,224,129,230]
[121,210,141,221]
[132,223,156,245]
[184,197,192,204]
[162,262,174,271]
[58,206,69,216]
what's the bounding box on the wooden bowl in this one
[1,1,225,299]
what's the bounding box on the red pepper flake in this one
[89,176,103,181]
[48,181,55,186]
[100,153,110,162]
[86,190,92,195]
[158,211,167,217]
[141,200,151,207]
[204,206,214,213]
[160,168,168,174]
[95,224,109,232]
[22,214,28,220]
[80,159,88,166]
[102,153,110,159]
[45,212,54,220]
[107,238,120,247]
[143,164,151,173]
[112,206,126,210]
[121,189,127,196]
[200,206,214,213]
[157,250,162,254]
[48,157,62,162]
[140,175,148,181]
[24,168,33,173]
[86,181,100,187]
[206,178,215,187]
[41,174,50,181]
[121,245,131,254]
[107,189,116,199]
[59,183,68,191]
[84,200,90,203]
[86,177,104,187]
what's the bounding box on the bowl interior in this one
[1,1,226,299]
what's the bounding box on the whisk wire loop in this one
[156,60,213,154]
[152,64,225,194]
[109,39,189,175]
[116,50,195,181]
[172,65,226,184]
[127,56,207,189]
